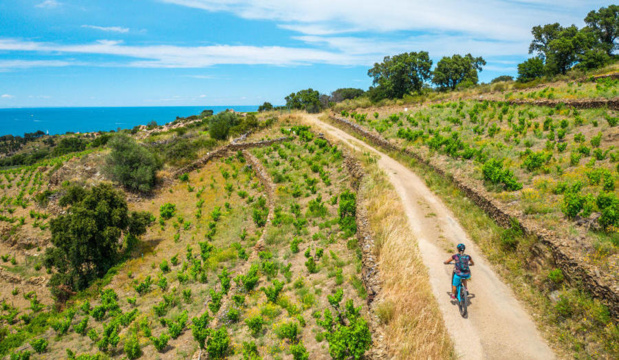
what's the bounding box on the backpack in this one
[456,254,470,274]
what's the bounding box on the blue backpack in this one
[456,254,470,274]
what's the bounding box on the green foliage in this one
[45,184,150,300]
[134,276,152,296]
[9,350,31,360]
[159,203,176,220]
[237,263,260,292]
[274,321,299,342]
[367,52,432,99]
[596,192,619,230]
[548,269,565,284]
[522,150,551,172]
[151,332,169,352]
[318,294,371,360]
[517,57,545,82]
[209,111,239,140]
[207,327,230,359]
[290,342,310,360]
[123,334,141,359]
[285,88,323,113]
[330,88,365,103]
[242,341,261,360]
[191,312,211,349]
[338,190,357,237]
[245,315,264,337]
[105,135,161,192]
[481,158,522,191]
[262,279,284,303]
[74,317,89,335]
[432,54,486,90]
[29,338,48,353]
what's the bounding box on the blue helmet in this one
[457,243,466,252]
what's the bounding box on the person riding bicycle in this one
[443,243,474,300]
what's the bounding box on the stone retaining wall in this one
[486,98,619,111]
[328,114,619,318]
[172,136,292,178]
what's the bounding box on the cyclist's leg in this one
[452,273,461,296]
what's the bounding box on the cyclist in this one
[444,243,474,300]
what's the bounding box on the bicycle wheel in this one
[459,286,468,317]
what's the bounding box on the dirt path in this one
[305,114,555,360]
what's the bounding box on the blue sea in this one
[0,106,259,137]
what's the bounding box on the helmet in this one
[457,243,466,252]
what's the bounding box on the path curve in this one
[304,114,554,360]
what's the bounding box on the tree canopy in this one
[258,102,274,112]
[209,111,240,140]
[285,88,323,113]
[105,135,161,192]
[330,88,365,103]
[432,54,486,91]
[585,5,619,55]
[44,183,151,301]
[367,52,432,100]
[517,57,545,82]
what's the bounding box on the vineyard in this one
[0,113,373,359]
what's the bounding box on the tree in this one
[545,25,595,75]
[367,52,432,99]
[529,23,563,61]
[490,75,513,83]
[329,88,365,103]
[105,135,161,193]
[285,88,323,113]
[517,57,545,82]
[44,184,151,301]
[209,111,239,140]
[432,54,486,91]
[257,102,273,112]
[585,5,619,55]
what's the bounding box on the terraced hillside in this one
[329,92,618,357]
[0,114,380,360]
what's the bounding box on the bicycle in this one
[451,271,469,318]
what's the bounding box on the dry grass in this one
[360,157,455,359]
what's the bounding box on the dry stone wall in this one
[328,114,619,318]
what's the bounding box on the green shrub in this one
[179,173,189,182]
[318,297,371,360]
[209,112,239,140]
[290,342,310,360]
[338,190,357,236]
[596,192,619,230]
[290,237,302,253]
[522,150,551,172]
[207,328,230,359]
[29,338,48,353]
[159,260,170,273]
[304,257,318,274]
[159,203,176,220]
[123,335,141,359]
[547,269,564,284]
[262,279,284,303]
[481,158,522,191]
[105,135,161,192]
[245,315,264,337]
[274,321,299,342]
[74,317,89,335]
[10,350,31,360]
[151,333,169,352]
[242,341,261,359]
[191,312,211,349]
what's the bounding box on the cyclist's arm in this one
[469,257,475,266]
[443,256,454,264]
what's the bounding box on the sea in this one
[0,106,259,137]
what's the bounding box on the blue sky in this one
[0,0,610,108]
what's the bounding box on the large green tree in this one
[209,111,239,140]
[585,5,619,55]
[367,52,432,100]
[105,135,161,192]
[432,54,486,91]
[517,57,545,82]
[330,88,365,103]
[44,184,151,301]
[544,25,596,75]
[285,88,322,113]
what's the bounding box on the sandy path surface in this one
[305,114,554,360]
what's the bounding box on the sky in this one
[0,0,611,108]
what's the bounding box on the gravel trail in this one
[305,114,555,359]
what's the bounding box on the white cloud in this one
[1,94,14,99]
[0,38,366,68]
[160,0,605,41]
[82,25,130,34]
[0,59,74,70]
[35,0,61,9]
